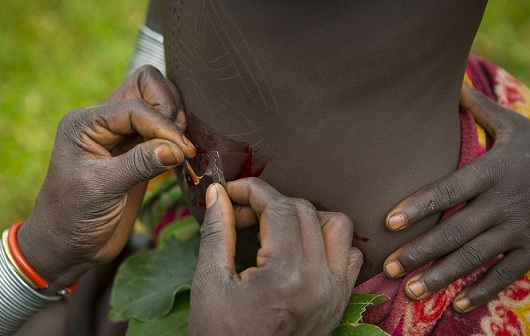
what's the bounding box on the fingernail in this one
[454,297,471,313]
[383,260,405,278]
[183,136,194,149]
[407,280,426,299]
[387,212,407,230]
[155,143,178,167]
[206,184,218,208]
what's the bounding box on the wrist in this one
[15,220,83,296]
[0,244,61,334]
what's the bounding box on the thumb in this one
[110,139,184,192]
[196,184,237,277]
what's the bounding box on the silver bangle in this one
[127,25,166,77]
[0,243,61,336]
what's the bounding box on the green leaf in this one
[332,294,389,336]
[126,291,191,336]
[157,216,200,248]
[109,236,199,322]
[332,323,389,336]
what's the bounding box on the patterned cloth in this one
[352,54,530,336]
[138,53,530,335]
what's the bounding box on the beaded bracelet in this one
[2,221,79,297]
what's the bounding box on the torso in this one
[160,0,487,283]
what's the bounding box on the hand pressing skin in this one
[189,178,363,335]
[16,65,195,296]
[384,84,530,313]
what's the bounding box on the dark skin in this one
[153,0,529,313]
[157,0,478,281]
[13,65,361,335]
[15,65,195,335]
[385,84,530,312]
[17,65,195,296]
[190,179,362,335]
[11,1,530,333]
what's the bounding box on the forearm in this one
[126,0,165,77]
[145,0,162,33]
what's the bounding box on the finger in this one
[76,99,195,157]
[176,109,187,134]
[167,80,187,133]
[295,199,326,263]
[106,139,185,192]
[232,204,259,230]
[346,247,364,293]
[384,197,498,277]
[196,184,237,277]
[319,212,354,285]
[402,224,511,301]
[460,83,522,138]
[105,65,178,121]
[385,157,495,231]
[453,249,529,313]
[226,178,304,268]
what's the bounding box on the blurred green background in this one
[1,1,529,230]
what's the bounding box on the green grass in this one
[1,1,529,230]
[472,0,530,85]
[0,0,148,230]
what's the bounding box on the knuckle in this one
[330,212,352,226]
[279,268,304,294]
[501,187,529,213]
[330,212,353,233]
[58,109,86,134]
[261,189,296,210]
[293,198,314,210]
[490,264,519,287]
[497,219,528,247]
[136,64,164,86]
[456,242,490,269]
[139,64,161,76]
[293,198,317,215]
[246,177,274,195]
[268,199,299,220]
[515,218,530,239]
[200,217,223,239]
[59,109,79,125]
[400,244,431,270]
[323,212,354,240]
[436,222,467,251]
[245,176,267,186]
[126,146,161,182]
[433,179,460,207]
[128,98,151,112]
[411,196,432,219]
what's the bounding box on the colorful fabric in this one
[352,54,530,335]
[135,168,191,245]
[138,53,530,335]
